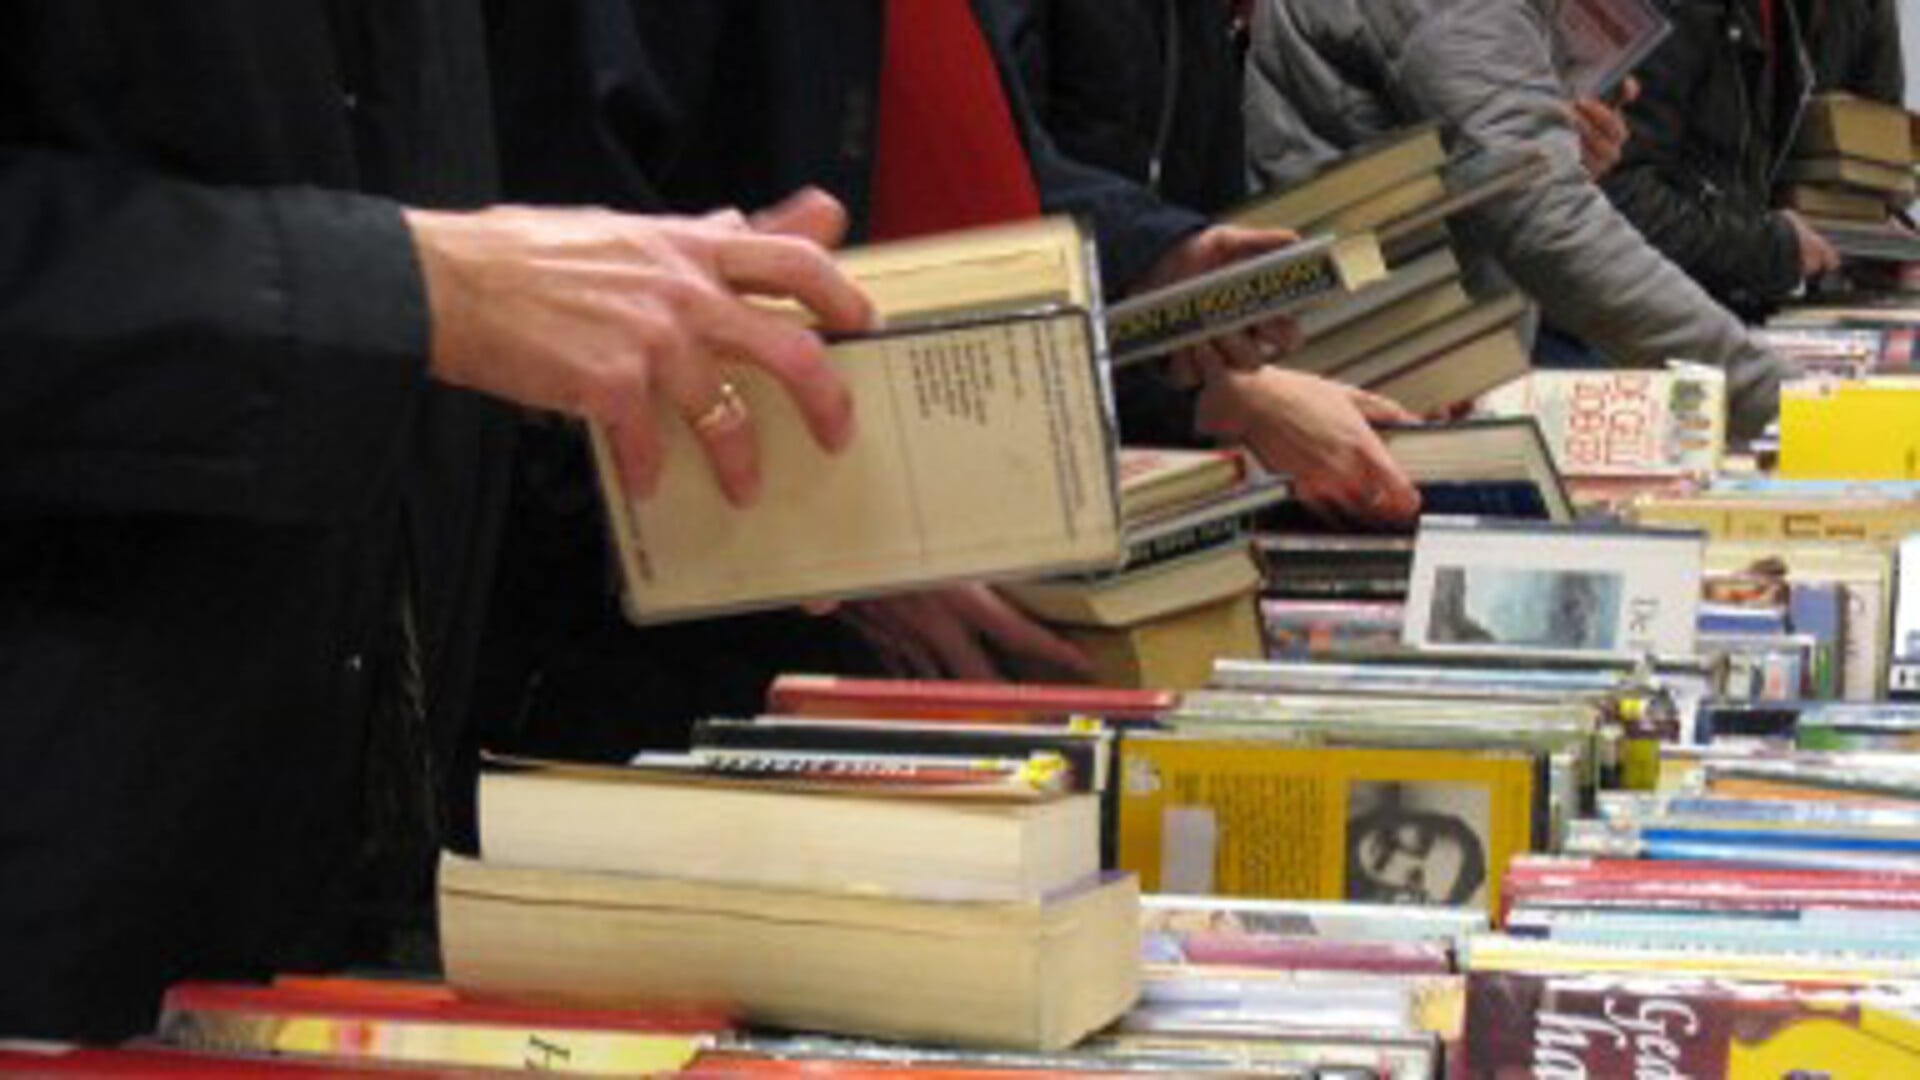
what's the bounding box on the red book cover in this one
[0,1042,470,1076]
[1501,858,1920,923]
[1464,970,1920,1079]
[766,674,1175,723]
[165,978,731,1033]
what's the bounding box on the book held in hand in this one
[591,218,1122,624]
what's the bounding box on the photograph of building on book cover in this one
[1344,780,1490,908]
[1426,566,1623,651]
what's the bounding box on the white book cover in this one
[1403,517,1705,659]
[1477,363,1725,478]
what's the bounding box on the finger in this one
[1620,76,1641,105]
[1249,315,1301,359]
[637,293,763,507]
[1362,450,1423,522]
[749,187,851,250]
[1214,330,1266,373]
[711,231,875,333]
[701,207,750,232]
[1207,224,1300,261]
[1350,387,1419,425]
[605,408,665,500]
[913,598,1004,682]
[951,586,1095,678]
[681,287,856,452]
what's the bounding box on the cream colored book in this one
[478,760,1100,902]
[591,218,1122,623]
[438,856,1141,1051]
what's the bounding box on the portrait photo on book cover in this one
[1344,780,1490,907]
[1426,565,1622,651]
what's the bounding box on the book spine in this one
[157,1008,710,1074]
[1105,237,1360,366]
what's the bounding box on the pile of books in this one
[1782,93,1920,262]
[1000,447,1281,689]
[1234,123,1549,414]
[434,745,1139,1052]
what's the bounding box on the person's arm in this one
[1385,0,1790,436]
[0,149,431,522]
[1597,16,1803,304]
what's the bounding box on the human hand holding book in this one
[1136,224,1307,378]
[408,187,874,507]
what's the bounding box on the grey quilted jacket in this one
[1245,0,1791,436]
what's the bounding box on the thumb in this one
[751,187,850,249]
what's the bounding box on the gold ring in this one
[691,382,746,436]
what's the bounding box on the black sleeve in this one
[1845,0,1906,104]
[1599,24,1802,307]
[976,0,1208,297]
[0,149,429,522]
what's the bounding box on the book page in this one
[611,310,1120,620]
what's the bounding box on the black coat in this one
[991,0,1248,217]
[1602,0,1906,316]
[0,0,513,1039]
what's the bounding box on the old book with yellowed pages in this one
[591,218,1123,623]
[438,855,1141,1051]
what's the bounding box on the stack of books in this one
[1232,124,1549,413]
[999,447,1283,689]
[1781,93,1920,262]
[437,750,1141,1051]
[1255,420,1572,660]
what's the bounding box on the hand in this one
[1141,225,1304,382]
[1782,209,1843,280]
[836,585,1094,682]
[1194,363,1421,525]
[406,187,874,507]
[1570,77,1636,179]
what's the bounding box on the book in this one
[1631,492,1920,543]
[1303,172,1448,236]
[764,674,1177,724]
[591,217,1121,623]
[1232,123,1448,233]
[1781,378,1920,481]
[1287,248,1471,376]
[1321,291,1531,411]
[1807,217,1920,262]
[1797,93,1916,168]
[1260,599,1408,659]
[1116,446,1247,525]
[437,856,1142,1051]
[1098,475,1291,578]
[1783,155,1917,197]
[477,758,1099,902]
[1000,541,1261,628]
[1371,326,1532,417]
[1143,895,1487,951]
[1704,540,1893,701]
[1106,233,1388,367]
[154,979,721,1075]
[1381,419,1574,523]
[1783,182,1892,222]
[1466,971,1920,1079]
[1063,588,1264,690]
[1551,0,1672,98]
[1117,736,1540,911]
[1477,363,1727,478]
[1374,150,1554,262]
[1895,534,1920,700]
[1403,517,1705,659]
[690,717,1112,794]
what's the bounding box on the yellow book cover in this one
[1780,379,1920,480]
[1118,738,1537,912]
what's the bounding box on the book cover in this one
[1117,737,1538,912]
[1403,518,1705,659]
[1781,378,1920,481]
[1478,363,1727,478]
[1231,123,1448,232]
[1550,0,1672,98]
[1466,971,1920,1079]
[592,218,1122,623]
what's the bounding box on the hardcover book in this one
[1477,362,1727,478]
